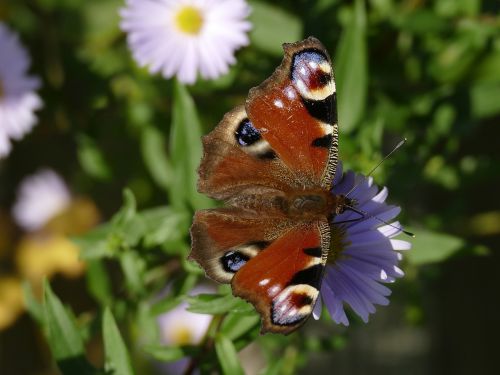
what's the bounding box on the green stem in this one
[183,313,226,375]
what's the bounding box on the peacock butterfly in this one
[189,37,353,334]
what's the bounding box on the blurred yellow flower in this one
[0,277,24,331]
[16,234,85,283]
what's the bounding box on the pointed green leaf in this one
[23,281,44,325]
[170,81,213,210]
[144,345,198,362]
[141,125,173,191]
[249,0,303,56]
[186,293,245,315]
[77,134,112,181]
[215,333,244,375]
[406,229,465,265]
[43,280,94,374]
[336,0,368,133]
[220,312,260,341]
[140,206,190,248]
[86,260,112,305]
[103,308,134,375]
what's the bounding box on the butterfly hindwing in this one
[246,37,338,189]
[190,208,330,334]
[190,207,291,284]
[232,220,330,334]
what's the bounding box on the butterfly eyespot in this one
[291,49,331,92]
[221,250,249,273]
[235,118,261,146]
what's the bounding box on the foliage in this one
[1,0,499,374]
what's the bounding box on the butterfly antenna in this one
[345,138,407,198]
[345,204,415,237]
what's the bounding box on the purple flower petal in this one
[320,162,411,325]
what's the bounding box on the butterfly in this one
[189,37,355,334]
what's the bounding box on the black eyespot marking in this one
[221,251,249,273]
[288,264,324,290]
[312,134,333,148]
[302,93,337,124]
[258,150,278,160]
[303,247,322,258]
[235,118,261,146]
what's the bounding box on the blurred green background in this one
[1,0,499,374]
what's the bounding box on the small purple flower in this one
[120,0,252,84]
[314,162,411,325]
[0,22,42,157]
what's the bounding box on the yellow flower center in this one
[171,325,194,345]
[0,79,4,99]
[175,6,204,35]
[327,226,350,265]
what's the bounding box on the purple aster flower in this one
[0,22,42,157]
[120,0,252,84]
[313,162,411,326]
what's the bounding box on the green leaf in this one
[120,251,146,297]
[249,1,303,56]
[220,312,260,341]
[43,280,94,374]
[215,333,244,375]
[73,223,118,260]
[470,82,500,119]
[103,308,134,375]
[77,135,112,181]
[336,0,368,133]
[23,281,44,325]
[112,189,137,229]
[406,229,465,265]
[86,260,112,305]
[140,206,190,248]
[144,345,198,362]
[186,293,245,315]
[141,125,173,191]
[170,81,213,210]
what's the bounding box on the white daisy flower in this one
[12,169,71,232]
[0,22,42,157]
[314,162,411,326]
[120,0,252,84]
[157,285,214,374]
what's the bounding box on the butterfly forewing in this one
[197,105,297,201]
[246,37,339,189]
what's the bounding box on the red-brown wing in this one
[198,105,298,202]
[232,220,330,334]
[246,37,339,189]
[189,208,330,334]
[189,207,292,284]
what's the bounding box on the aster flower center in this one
[171,325,194,345]
[0,79,4,98]
[175,6,204,35]
[327,226,350,264]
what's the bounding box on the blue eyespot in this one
[235,118,261,146]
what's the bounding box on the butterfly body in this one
[190,37,345,334]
